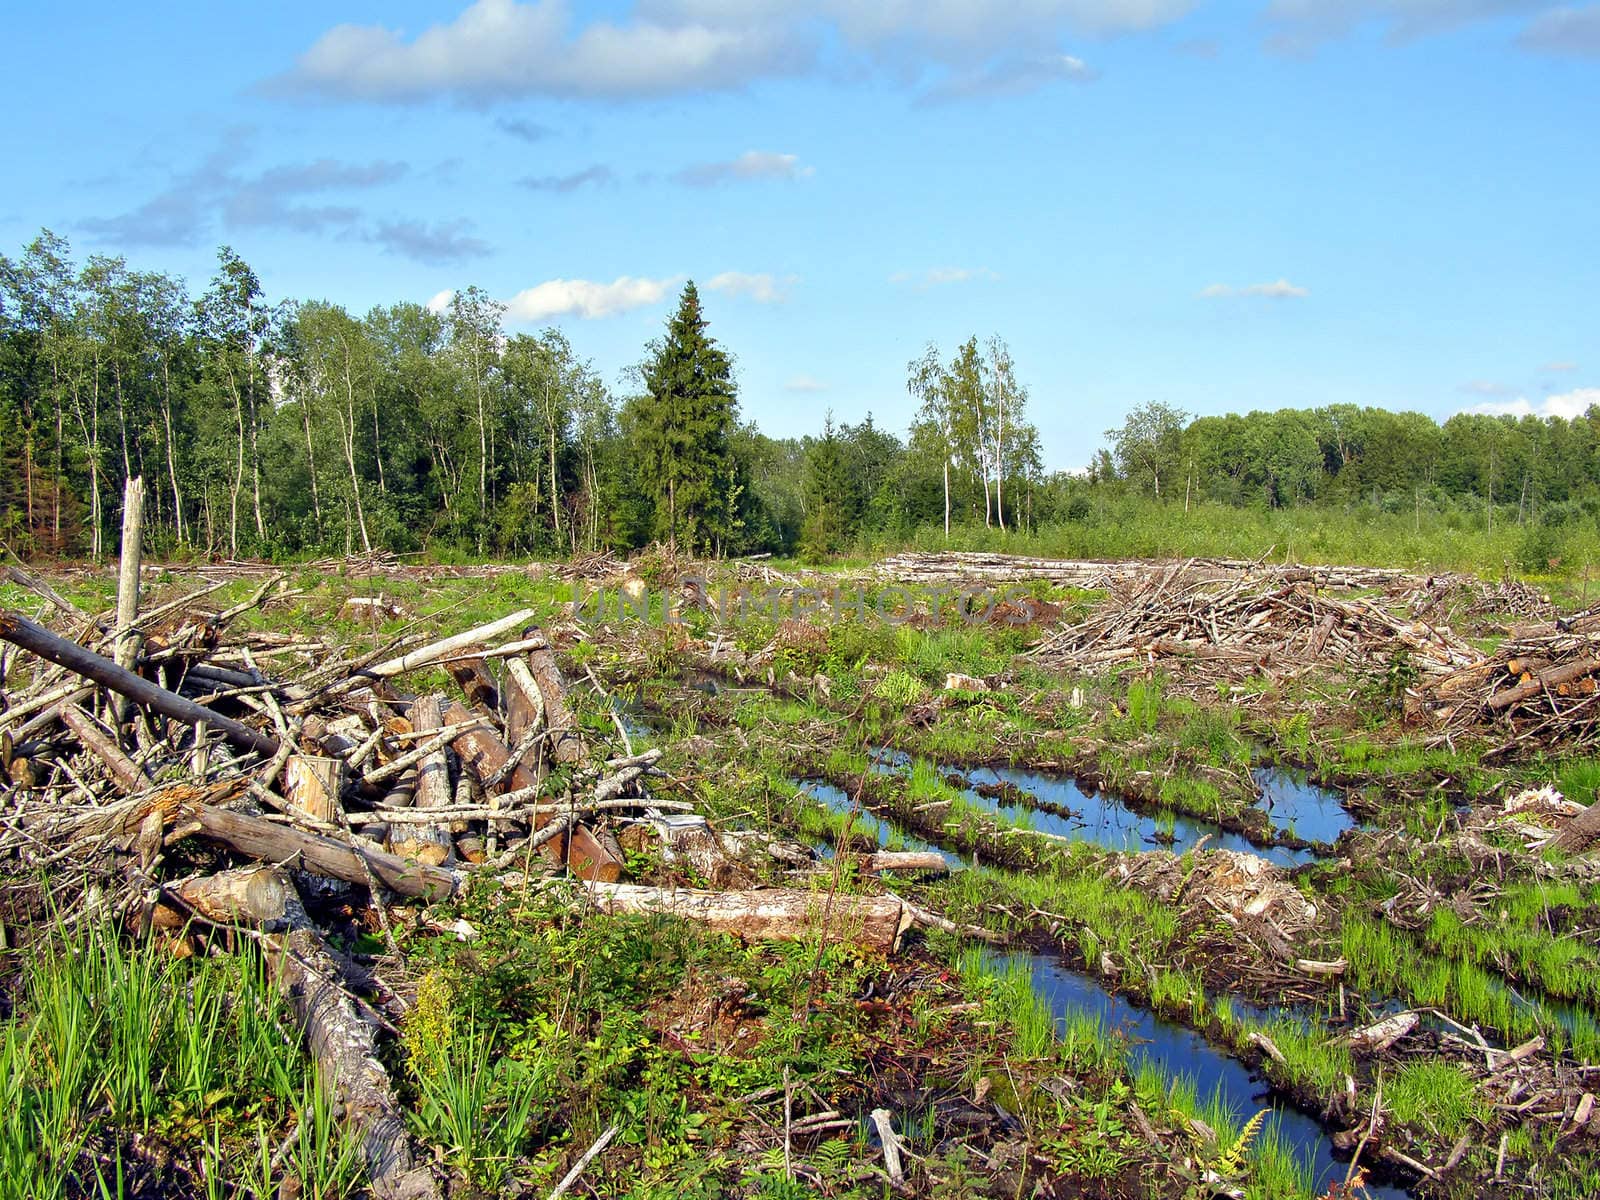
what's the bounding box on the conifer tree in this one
[636,282,738,554]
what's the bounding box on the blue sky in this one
[4,1,1597,468]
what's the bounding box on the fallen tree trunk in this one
[175,868,440,1200]
[189,804,456,900]
[342,609,539,686]
[60,703,151,793]
[579,882,909,954]
[0,611,281,757]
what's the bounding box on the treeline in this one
[0,232,1045,561]
[1099,400,1600,518]
[2,230,1596,567]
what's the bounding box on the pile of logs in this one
[878,551,1419,592]
[1421,605,1600,757]
[1029,565,1481,687]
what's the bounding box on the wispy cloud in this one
[889,266,999,289]
[672,150,812,187]
[497,116,554,142]
[705,271,796,303]
[1459,380,1514,397]
[919,53,1096,103]
[1199,278,1309,299]
[784,374,828,393]
[518,164,616,192]
[79,132,431,254]
[1464,387,1600,420]
[368,219,491,265]
[503,275,678,321]
[1264,1,1554,55]
[1542,360,1580,372]
[1517,5,1600,56]
[269,0,1187,104]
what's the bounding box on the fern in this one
[1215,1108,1269,1178]
[811,1139,852,1173]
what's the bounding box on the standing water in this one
[998,952,1412,1200]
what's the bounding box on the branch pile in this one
[1028,566,1480,688]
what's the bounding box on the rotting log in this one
[189,804,456,900]
[0,611,280,758]
[579,882,909,954]
[1552,800,1600,855]
[176,868,441,1200]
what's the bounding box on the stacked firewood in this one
[1030,566,1481,687]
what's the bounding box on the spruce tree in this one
[637,282,738,554]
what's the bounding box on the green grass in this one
[0,921,356,1200]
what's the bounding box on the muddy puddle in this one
[1252,767,1357,845]
[995,951,1412,1200]
[869,750,1322,869]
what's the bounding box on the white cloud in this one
[784,374,828,393]
[1542,360,1580,372]
[273,0,1189,103]
[1199,278,1309,299]
[890,266,999,289]
[1459,380,1513,397]
[673,150,813,186]
[705,271,795,303]
[426,289,456,314]
[503,275,678,321]
[275,0,808,102]
[1464,387,1600,420]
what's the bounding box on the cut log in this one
[524,642,587,766]
[284,755,346,824]
[388,696,453,866]
[0,611,280,758]
[855,851,950,875]
[60,703,152,793]
[580,883,908,953]
[1487,659,1600,712]
[441,699,537,793]
[178,868,441,1200]
[190,804,456,900]
[445,659,500,711]
[1347,1011,1417,1056]
[503,657,547,764]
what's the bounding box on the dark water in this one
[796,779,968,870]
[1252,767,1356,845]
[996,951,1412,1200]
[867,750,1319,869]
